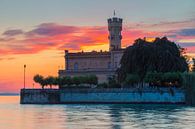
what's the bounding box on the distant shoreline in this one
[0,93,19,96]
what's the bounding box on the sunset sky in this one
[0,0,195,93]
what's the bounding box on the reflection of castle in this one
[59,14,124,83]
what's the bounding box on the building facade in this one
[59,15,124,83]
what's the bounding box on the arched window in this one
[74,63,78,70]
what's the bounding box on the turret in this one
[108,11,122,51]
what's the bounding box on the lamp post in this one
[24,64,26,89]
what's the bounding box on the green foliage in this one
[72,76,80,86]
[144,72,183,87]
[64,76,72,85]
[34,75,59,89]
[33,74,45,89]
[125,74,140,85]
[52,77,59,86]
[78,76,87,84]
[118,37,189,83]
[97,83,108,88]
[58,76,72,88]
[45,76,55,88]
[57,77,64,87]
[144,72,163,86]
[34,74,99,89]
[87,75,98,85]
[108,76,121,88]
[70,75,98,86]
[162,72,182,85]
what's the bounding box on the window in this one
[74,63,78,70]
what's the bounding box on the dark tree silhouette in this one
[45,76,55,89]
[118,37,189,83]
[33,74,46,89]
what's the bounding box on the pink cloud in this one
[2,29,23,37]
[26,23,78,37]
[1,20,195,56]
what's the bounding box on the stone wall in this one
[60,88,185,104]
[20,89,60,104]
[20,88,185,104]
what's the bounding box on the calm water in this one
[0,96,195,129]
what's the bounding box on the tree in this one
[64,76,72,86]
[118,37,189,83]
[45,76,55,89]
[57,77,64,88]
[72,76,80,86]
[125,74,140,86]
[33,74,45,89]
[144,72,183,87]
[161,72,182,87]
[108,75,120,88]
[144,72,163,86]
[87,75,98,85]
[77,76,87,84]
[58,76,72,88]
[53,77,59,87]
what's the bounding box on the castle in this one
[59,14,125,83]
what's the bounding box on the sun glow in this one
[81,44,109,52]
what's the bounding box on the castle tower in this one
[108,11,122,51]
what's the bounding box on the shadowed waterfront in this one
[0,96,195,129]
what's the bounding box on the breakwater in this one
[20,88,185,104]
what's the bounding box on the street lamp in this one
[24,64,26,89]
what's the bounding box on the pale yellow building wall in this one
[68,56,111,70]
[60,50,124,83]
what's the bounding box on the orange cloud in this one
[1,21,195,56]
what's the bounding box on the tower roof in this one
[113,10,116,17]
[107,10,122,23]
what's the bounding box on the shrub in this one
[108,75,121,88]
[72,76,80,86]
[161,72,182,86]
[144,72,183,87]
[144,72,162,86]
[97,83,108,88]
[87,75,98,85]
[125,74,140,86]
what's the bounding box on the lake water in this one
[0,96,195,129]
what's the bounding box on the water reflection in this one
[108,105,123,129]
[63,104,193,129]
[106,104,187,129]
[0,96,195,129]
